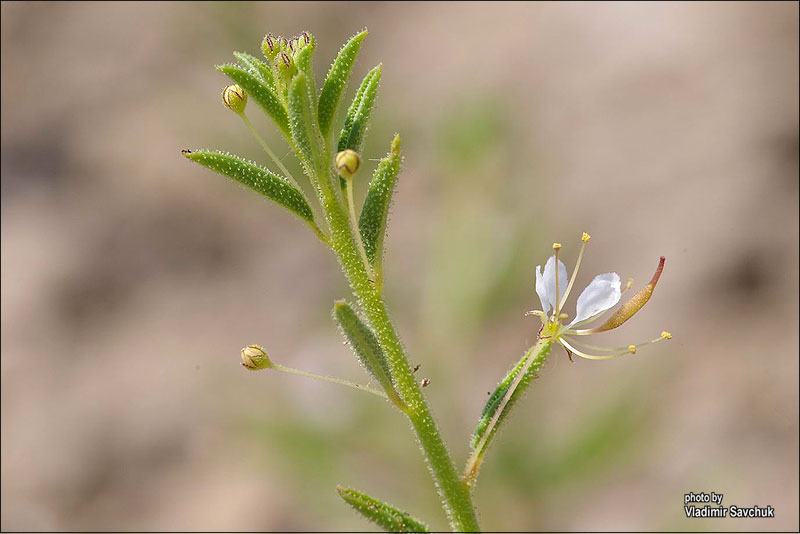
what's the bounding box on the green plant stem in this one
[345,177,376,282]
[271,363,388,399]
[315,166,480,532]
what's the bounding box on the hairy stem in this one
[345,176,376,282]
[315,165,480,532]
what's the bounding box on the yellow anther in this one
[558,313,569,320]
[628,345,637,354]
[552,242,562,250]
[582,232,591,243]
[660,331,672,340]
[625,278,634,292]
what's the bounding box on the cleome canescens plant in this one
[183,29,671,533]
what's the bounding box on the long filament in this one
[559,238,588,313]
[559,334,669,360]
[558,338,630,360]
[553,245,561,320]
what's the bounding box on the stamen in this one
[552,242,562,320]
[560,331,672,359]
[559,232,590,313]
[558,338,632,360]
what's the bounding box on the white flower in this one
[531,233,671,360]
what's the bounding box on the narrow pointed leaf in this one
[339,68,373,146]
[464,340,553,487]
[233,51,275,89]
[288,73,323,168]
[338,64,382,154]
[337,486,430,533]
[359,134,402,267]
[217,64,289,136]
[294,34,322,132]
[182,149,314,223]
[333,300,403,408]
[318,29,368,138]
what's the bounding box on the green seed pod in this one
[240,344,272,371]
[335,149,361,179]
[221,84,247,115]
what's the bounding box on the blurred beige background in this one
[1,1,798,531]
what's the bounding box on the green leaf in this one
[470,342,552,451]
[359,134,402,270]
[336,486,430,533]
[318,29,368,139]
[293,34,321,131]
[233,51,275,89]
[338,64,382,154]
[333,300,403,409]
[217,64,289,136]
[182,149,314,224]
[288,73,324,169]
[464,340,553,488]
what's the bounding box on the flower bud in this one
[222,84,247,115]
[275,51,296,87]
[335,149,361,179]
[262,33,278,60]
[241,344,272,371]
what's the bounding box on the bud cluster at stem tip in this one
[262,31,312,89]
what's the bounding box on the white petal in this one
[535,265,551,314]
[542,255,568,315]
[567,272,621,328]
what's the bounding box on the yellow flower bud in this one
[222,84,247,115]
[335,149,361,179]
[241,344,272,371]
